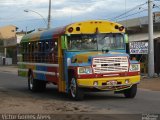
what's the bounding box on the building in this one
[0,25,18,65]
[0,25,35,65]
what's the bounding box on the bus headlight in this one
[129,64,140,72]
[78,67,92,74]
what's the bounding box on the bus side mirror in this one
[124,34,129,43]
[61,36,68,49]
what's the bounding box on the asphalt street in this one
[0,70,160,120]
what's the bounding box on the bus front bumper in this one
[77,75,140,91]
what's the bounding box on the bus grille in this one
[92,57,129,74]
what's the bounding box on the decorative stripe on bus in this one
[18,68,59,76]
[18,62,59,67]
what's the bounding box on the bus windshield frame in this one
[67,33,125,52]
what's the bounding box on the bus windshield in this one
[67,33,125,51]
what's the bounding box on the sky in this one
[0,0,160,31]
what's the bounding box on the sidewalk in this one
[0,65,160,91]
[0,65,17,74]
[139,77,160,91]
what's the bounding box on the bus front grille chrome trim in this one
[92,57,129,74]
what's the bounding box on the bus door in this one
[57,36,66,92]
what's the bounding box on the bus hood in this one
[71,51,129,64]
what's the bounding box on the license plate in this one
[107,80,117,86]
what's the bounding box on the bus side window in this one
[38,42,42,62]
[40,42,45,62]
[21,43,24,61]
[35,42,38,52]
[22,43,26,61]
[54,41,58,51]
[26,42,30,62]
[42,42,45,52]
[48,41,54,63]
[30,42,33,62]
[50,41,54,52]
[53,39,58,63]
[20,43,26,61]
[32,42,35,62]
[23,43,26,53]
[38,42,42,52]
[44,41,49,62]
[45,41,49,52]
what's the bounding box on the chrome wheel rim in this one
[29,75,33,90]
[70,78,77,98]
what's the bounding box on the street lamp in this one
[24,9,48,28]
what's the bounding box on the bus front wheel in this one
[69,77,84,100]
[123,84,137,98]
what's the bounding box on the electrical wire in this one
[1,0,159,27]
[108,1,148,20]
[111,1,160,21]
[0,18,46,22]
[117,9,148,20]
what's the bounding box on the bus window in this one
[116,34,124,49]
[44,41,49,62]
[52,39,58,63]
[37,42,42,62]
[22,43,27,61]
[31,42,34,52]
[45,41,49,52]
[28,42,31,53]
[26,43,28,62]
[38,42,42,52]
[48,41,54,63]
[34,42,38,53]
[23,43,26,53]
[39,42,45,63]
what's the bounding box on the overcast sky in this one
[0,0,159,31]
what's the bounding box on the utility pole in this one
[148,0,155,77]
[47,0,51,29]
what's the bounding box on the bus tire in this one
[28,73,46,92]
[123,84,137,98]
[69,77,84,100]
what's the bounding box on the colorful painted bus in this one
[18,20,140,100]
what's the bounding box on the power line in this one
[109,1,148,20]
[109,1,160,21]
[117,9,148,20]
[0,17,58,23]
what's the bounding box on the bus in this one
[18,20,140,100]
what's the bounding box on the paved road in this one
[0,70,160,119]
